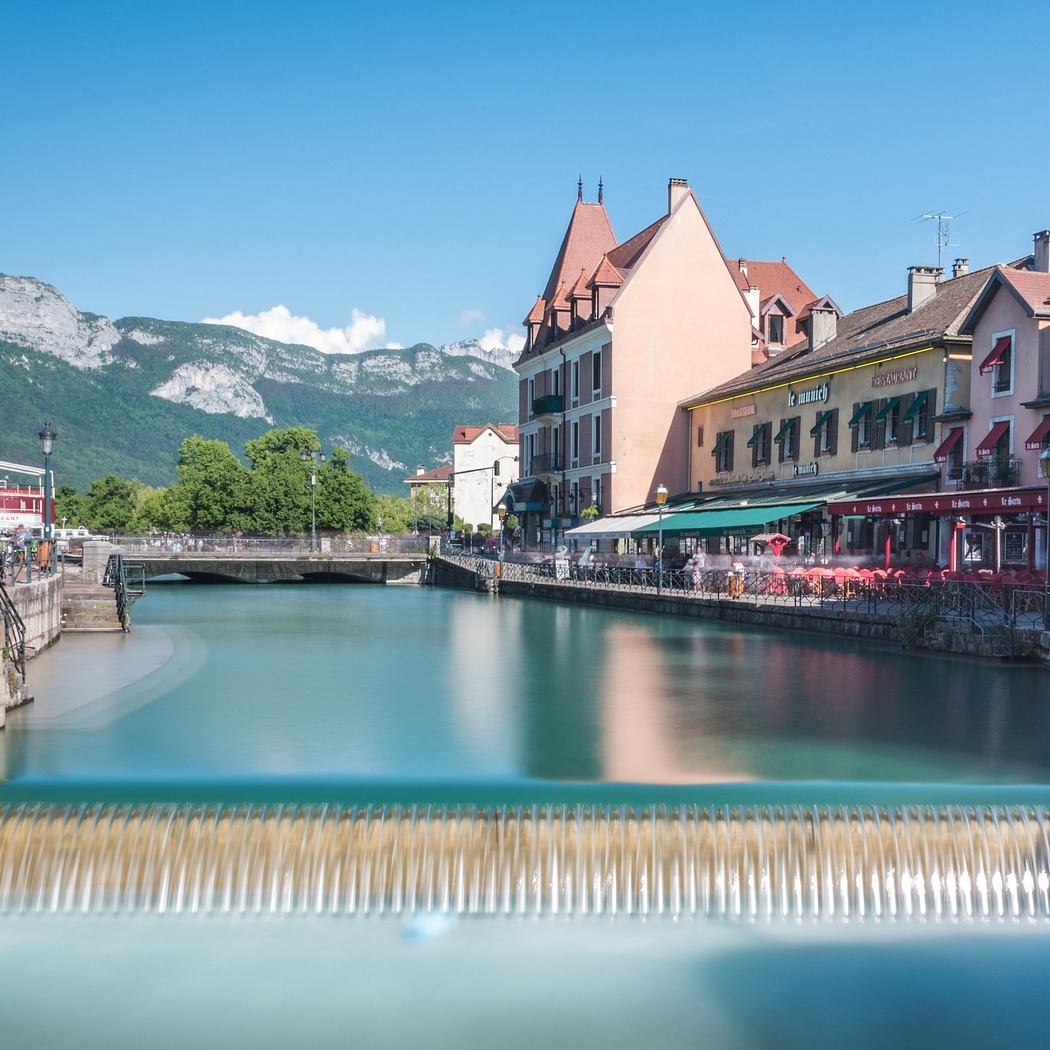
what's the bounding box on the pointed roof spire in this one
[577,175,583,201]
[598,177,603,204]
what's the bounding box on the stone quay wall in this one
[3,575,63,724]
[427,556,1050,664]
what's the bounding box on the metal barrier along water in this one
[3,802,1050,922]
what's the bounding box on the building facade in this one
[512,178,820,548]
[678,235,1050,571]
[450,424,519,535]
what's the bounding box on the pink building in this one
[511,178,819,546]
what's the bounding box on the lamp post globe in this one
[654,483,668,594]
[300,448,325,553]
[38,422,57,572]
[1040,446,1050,628]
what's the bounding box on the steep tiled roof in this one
[590,255,624,288]
[606,217,665,273]
[729,258,817,319]
[452,424,519,445]
[540,200,617,305]
[994,268,1050,316]
[685,265,998,406]
[405,466,451,484]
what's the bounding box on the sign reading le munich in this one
[787,382,829,408]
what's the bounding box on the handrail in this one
[0,580,27,682]
[102,554,146,632]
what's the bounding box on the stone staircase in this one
[61,578,124,632]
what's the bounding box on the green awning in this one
[848,401,873,427]
[875,396,901,421]
[710,431,730,456]
[809,410,833,436]
[773,419,795,443]
[633,501,825,536]
[903,390,930,419]
[745,423,770,447]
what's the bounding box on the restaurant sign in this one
[872,365,918,388]
[788,381,829,408]
[826,489,1047,517]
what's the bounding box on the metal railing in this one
[955,458,1021,489]
[0,580,27,682]
[103,554,146,632]
[439,554,1047,633]
[112,533,433,557]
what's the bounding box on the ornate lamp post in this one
[655,483,668,594]
[38,422,57,573]
[300,449,326,552]
[1041,446,1050,628]
[497,502,507,559]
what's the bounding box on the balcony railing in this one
[954,458,1022,489]
[531,394,564,418]
[529,453,562,475]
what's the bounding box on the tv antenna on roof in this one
[915,210,968,268]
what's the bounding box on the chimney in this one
[952,258,969,279]
[908,266,943,313]
[744,285,760,322]
[738,258,748,278]
[416,465,425,476]
[668,177,690,213]
[1034,230,1050,273]
[809,306,837,349]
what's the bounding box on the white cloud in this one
[202,304,396,354]
[479,327,525,357]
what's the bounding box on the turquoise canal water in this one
[3,582,1049,788]
[4,583,1050,1050]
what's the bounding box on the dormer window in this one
[767,314,784,345]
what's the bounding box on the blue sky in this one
[3,1,1048,357]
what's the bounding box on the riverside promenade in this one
[430,553,1050,665]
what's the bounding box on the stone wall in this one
[2,574,63,725]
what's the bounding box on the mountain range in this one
[0,275,518,494]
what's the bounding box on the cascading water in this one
[4,802,1049,922]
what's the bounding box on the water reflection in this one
[2,584,1047,785]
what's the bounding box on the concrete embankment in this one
[2,574,63,723]
[427,556,1050,664]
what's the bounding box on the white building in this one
[452,424,519,533]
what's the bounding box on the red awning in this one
[1024,416,1050,451]
[976,420,1010,458]
[979,335,1011,375]
[932,427,964,464]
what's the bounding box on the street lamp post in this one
[497,502,507,559]
[300,449,326,552]
[38,422,57,573]
[1040,446,1050,628]
[655,483,668,594]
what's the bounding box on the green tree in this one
[175,435,250,532]
[243,426,317,535]
[316,448,376,532]
[54,485,88,528]
[373,493,409,533]
[83,474,138,533]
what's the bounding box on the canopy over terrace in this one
[632,501,826,537]
[564,512,664,542]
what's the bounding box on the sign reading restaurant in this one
[826,489,1048,517]
[872,365,918,388]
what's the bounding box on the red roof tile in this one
[405,466,451,484]
[452,424,519,445]
[540,200,617,306]
[996,267,1050,315]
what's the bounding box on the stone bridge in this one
[119,550,429,585]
